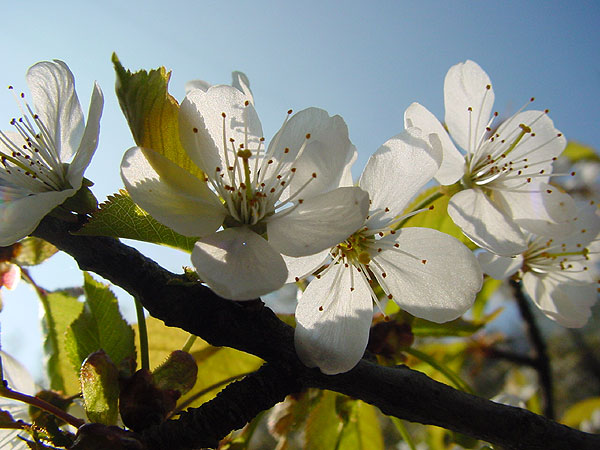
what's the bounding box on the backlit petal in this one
[191,227,287,300]
[448,188,527,255]
[121,146,225,237]
[360,129,441,229]
[267,187,369,257]
[294,262,372,374]
[376,227,482,322]
[404,102,464,185]
[26,60,84,163]
[444,60,494,154]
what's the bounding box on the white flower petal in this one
[26,60,85,163]
[282,250,330,284]
[493,182,576,237]
[267,187,369,257]
[376,227,482,322]
[448,188,527,255]
[404,102,465,185]
[444,60,495,154]
[1,351,35,394]
[0,189,73,246]
[359,129,441,230]
[191,227,287,300]
[231,71,254,105]
[121,146,225,237]
[67,82,104,187]
[270,108,356,199]
[179,85,262,177]
[523,273,596,328]
[294,262,373,374]
[477,251,523,279]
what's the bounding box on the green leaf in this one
[152,350,197,395]
[112,53,203,179]
[472,277,503,320]
[562,141,600,163]
[65,273,136,372]
[412,317,484,337]
[401,186,477,250]
[337,400,384,450]
[306,392,384,450]
[80,350,120,425]
[137,317,262,409]
[13,237,59,266]
[561,397,600,428]
[75,190,198,252]
[406,342,472,393]
[39,289,84,394]
[305,391,344,450]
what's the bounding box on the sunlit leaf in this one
[306,391,384,450]
[13,238,58,267]
[561,141,600,163]
[338,399,384,450]
[39,289,84,395]
[112,53,203,179]
[412,317,484,337]
[472,277,503,320]
[75,190,197,252]
[305,391,343,450]
[137,317,262,409]
[401,186,477,250]
[80,351,119,425]
[65,273,136,371]
[561,397,600,428]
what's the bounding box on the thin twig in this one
[0,387,84,429]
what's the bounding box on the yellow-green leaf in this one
[80,350,120,425]
[65,273,136,372]
[561,397,600,428]
[13,237,58,266]
[112,53,203,179]
[401,186,477,250]
[75,190,198,252]
[39,289,84,395]
[137,317,263,409]
[562,141,600,163]
[306,392,384,450]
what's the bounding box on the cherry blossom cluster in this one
[0,59,597,377]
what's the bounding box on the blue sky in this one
[1,0,599,379]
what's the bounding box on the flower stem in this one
[405,347,474,394]
[0,387,84,428]
[509,279,555,419]
[181,334,197,353]
[134,297,150,371]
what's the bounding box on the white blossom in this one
[405,60,575,256]
[478,204,600,327]
[292,129,483,374]
[0,61,103,246]
[121,84,368,300]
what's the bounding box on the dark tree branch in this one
[510,279,555,419]
[33,217,600,450]
[486,347,537,367]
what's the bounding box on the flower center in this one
[194,107,317,233]
[0,87,67,193]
